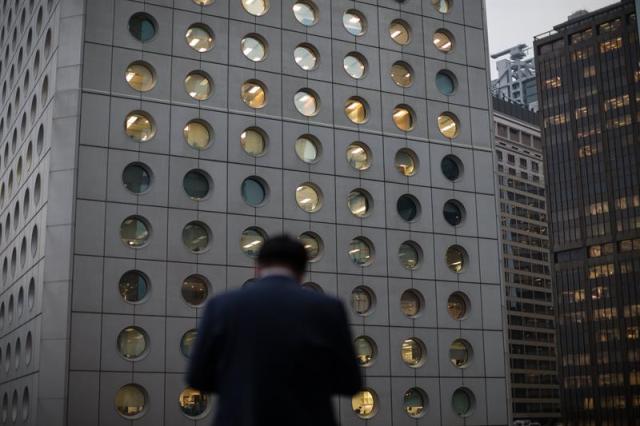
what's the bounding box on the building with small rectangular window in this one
[534,0,640,424]
[493,96,560,425]
[0,0,510,425]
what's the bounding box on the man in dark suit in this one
[187,235,362,426]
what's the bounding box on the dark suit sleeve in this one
[187,299,221,393]
[330,299,362,395]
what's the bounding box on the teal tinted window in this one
[129,13,156,42]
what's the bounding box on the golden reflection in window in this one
[295,184,322,213]
[600,37,622,53]
[571,48,592,62]
[630,371,640,385]
[344,97,368,124]
[241,80,267,109]
[543,114,567,127]
[543,76,561,89]
[570,28,593,44]
[125,62,156,92]
[606,115,632,129]
[578,144,599,157]
[125,112,155,142]
[597,328,620,342]
[184,72,212,100]
[598,18,622,33]
[575,106,588,119]
[598,373,624,386]
[588,264,614,279]
[625,304,640,318]
[401,338,424,367]
[635,70,640,83]
[179,387,209,418]
[352,390,377,419]
[593,307,617,320]
[583,397,595,410]
[586,201,609,215]
[603,94,630,111]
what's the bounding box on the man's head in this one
[257,235,308,281]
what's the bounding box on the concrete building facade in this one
[0,0,509,425]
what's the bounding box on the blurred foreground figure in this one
[187,235,361,426]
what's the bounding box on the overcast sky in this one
[485,0,619,77]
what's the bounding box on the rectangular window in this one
[543,76,562,89]
[603,94,630,111]
[598,18,622,34]
[583,65,596,78]
[570,28,593,44]
[497,123,508,137]
[600,37,623,53]
[519,158,527,168]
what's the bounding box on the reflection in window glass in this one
[345,97,368,124]
[450,339,472,368]
[185,24,214,52]
[183,170,210,200]
[395,148,418,176]
[389,19,411,45]
[343,53,367,79]
[348,189,371,218]
[240,227,267,257]
[119,271,149,303]
[354,336,376,367]
[443,200,464,226]
[294,44,318,71]
[241,80,267,108]
[241,35,267,62]
[295,135,320,164]
[125,62,156,92]
[125,112,155,142]
[183,120,211,150]
[180,329,197,358]
[241,128,266,157]
[299,232,322,261]
[404,388,427,418]
[115,385,147,418]
[346,142,371,171]
[182,222,210,253]
[352,389,377,419]
[122,163,151,194]
[343,10,366,36]
[390,61,413,87]
[432,0,452,13]
[294,89,319,116]
[241,177,267,207]
[436,70,456,95]
[438,112,460,138]
[293,1,317,26]
[401,289,422,317]
[452,388,474,417]
[241,0,269,16]
[393,105,415,131]
[399,241,420,270]
[349,237,373,266]
[117,326,148,360]
[401,337,424,367]
[193,0,214,5]
[441,155,462,181]
[184,72,212,100]
[397,194,420,222]
[447,292,468,320]
[302,282,324,293]
[351,286,374,315]
[179,387,209,418]
[120,216,150,248]
[446,245,467,272]
[182,275,209,306]
[295,184,322,212]
[129,13,156,42]
[433,30,454,52]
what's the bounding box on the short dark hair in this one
[257,235,308,276]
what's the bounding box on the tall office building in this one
[0,0,509,425]
[493,97,560,424]
[491,45,539,112]
[534,1,640,424]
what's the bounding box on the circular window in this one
[404,388,427,418]
[452,387,475,417]
[343,52,367,79]
[433,29,454,53]
[241,0,269,16]
[395,148,418,177]
[343,10,366,36]
[399,241,421,270]
[240,227,267,257]
[179,387,209,418]
[393,105,415,131]
[436,70,457,95]
[397,194,420,222]
[346,142,371,171]
[117,326,148,360]
[118,270,150,304]
[182,221,210,253]
[180,329,197,358]
[241,80,267,109]
[352,389,377,419]
[351,286,374,316]
[294,44,318,71]
[389,19,411,45]
[184,120,212,150]
[450,338,473,368]
[295,135,320,164]
[185,24,214,52]
[129,13,156,42]
[125,62,156,92]
[181,275,209,306]
[294,89,319,117]
[241,127,266,157]
[443,200,465,226]
[115,384,147,419]
[241,177,268,207]
[193,0,214,5]
[122,163,151,194]
[432,0,452,13]
[438,112,460,138]
[446,245,467,273]
[302,282,324,293]
[349,237,373,266]
[447,292,469,320]
[125,111,155,142]
[295,183,322,212]
[299,232,323,261]
[183,170,210,200]
[241,34,267,62]
[400,289,423,318]
[401,337,425,367]
[344,97,368,124]
[185,71,212,100]
[348,189,372,218]
[354,336,376,367]
[441,154,462,181]
[390,61,413,88]
[293,1,317,26]
[120,216,150,248]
